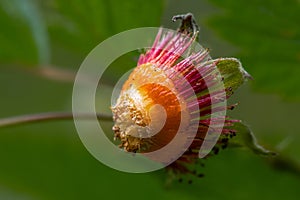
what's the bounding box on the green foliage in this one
[0,0,164,72]
[206,0,300,99]
[43,0,164,65]
[0,0,41,65]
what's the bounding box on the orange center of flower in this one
[112,63,190,153]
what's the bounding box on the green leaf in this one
[42,0,165,72]
[215,58,252,95]
[0,0,44,65]
[229,122,276,156]
[206,0,300,100]
[0,0,165,75]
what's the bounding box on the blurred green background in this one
[0,0,300,199]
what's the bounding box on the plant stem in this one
[0,112,112,128]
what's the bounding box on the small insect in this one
[111,13,251,175]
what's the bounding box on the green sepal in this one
[229,122,276,156]
[215,58,252,95]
